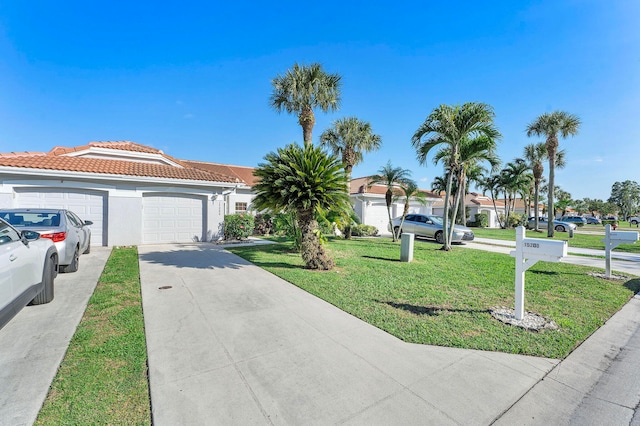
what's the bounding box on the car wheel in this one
[632,220,639,225]
[555,225,565,232]
[83,237,91,254]
[393,226,402,237]
[435,231,444,244]
[31,252,56,305]
[61,246,80,273]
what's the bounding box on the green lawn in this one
[36,247,151,426]
[228,237,639,359]
[472,226,640,253]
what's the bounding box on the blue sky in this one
[0,0,637,201]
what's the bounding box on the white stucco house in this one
[349,177,441,235]
[0,141,256,246]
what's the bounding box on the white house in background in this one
[432,192,544,228]
[349,177,441,235]
[432,192,504,228]
[0,141,256,246]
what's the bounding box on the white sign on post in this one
[601,225,638,278]
[510,226,567,320]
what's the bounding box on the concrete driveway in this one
[0,247,111,426]
[139,244,557,425]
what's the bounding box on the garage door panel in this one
[143,194,205,244]
[15,189,106,246]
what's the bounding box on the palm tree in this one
[526,111,580,237]
[432,134,500,226]
[412,102,501,250]
[368,161,412,242]
[523,143,567,231]
[320,117,382,181]
[320,117,381,239]
[270,63,341,147]
[501,159,533,227]
[252,144,350,270]
[394,180,428,236]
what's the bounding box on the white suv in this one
[0,218,58,330]
[629,216,640,226]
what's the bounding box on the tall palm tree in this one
[501,159,533,227]
[320,117,381,239]
[394,180,428,236]
[523,143,567,231]
[368,161,412,242]
[319,116,382,188]
[270,63,341,147]
[252,144,350,270]
[412,102,501,250]
[526,111,580,237]
[432,134,500,226]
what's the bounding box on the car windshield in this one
[429,216,444,225]
[0,211,61,228]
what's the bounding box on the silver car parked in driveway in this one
[0,209,92,273]
[389,214,475,243]
[0,218,58,329]
[526,216,577,233]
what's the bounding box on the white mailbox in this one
[520,238,568,262]
[601,225,639,278]
[509,227,568,320]
[608,231,639,243]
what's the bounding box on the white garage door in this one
[15,188,106,246]
[366,202,392,235]
[142,194,205,244]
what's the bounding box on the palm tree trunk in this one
[442,168,455,251]
[299,107,315,147]
[298,209,333,270]
[534,181,540,231]
[547,140,557,238]
[386,189,397,241]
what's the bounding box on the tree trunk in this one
[299,107,315,147]
[547,136,558,237]
[298,209,334,270]
[442,167,455,251]
[534,179,541,231]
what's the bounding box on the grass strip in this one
[472,227,640,254]
[229,237,639,359]
[35,247,151,425]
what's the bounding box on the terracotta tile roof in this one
[349,176,441,199]
[183,160,257,186]
[0,155,238,182]
[50,141,163,156]
[0,141,242,183]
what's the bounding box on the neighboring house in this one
[432,192,504,228]
[0,141,256,246]
[349,177,441,235]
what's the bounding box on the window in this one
[235,202,247,213]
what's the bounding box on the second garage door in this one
[142,194,206,244]
[15,188,106,246]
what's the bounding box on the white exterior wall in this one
[0,173,243,246]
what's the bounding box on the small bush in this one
[351,224,378,237]
[253,214,273,236]
[224,214,254,240]
[467,213,488,228]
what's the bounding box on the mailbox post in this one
[510,226,567,320]
[601,225,638,278]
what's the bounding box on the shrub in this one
[467,213,488,228]
[351,224,378,237]
[224,214,254,240]
[253,214,273,236]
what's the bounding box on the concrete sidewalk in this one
[139,244,558,425]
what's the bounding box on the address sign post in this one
[510,226,567,320]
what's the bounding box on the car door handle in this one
[9,254,17,262]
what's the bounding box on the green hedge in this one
[467,213,488,228]
[351,224,378,237]
[224,214,254,240]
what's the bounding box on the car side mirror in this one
[84,220,93,226]
[21,230,40,245]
